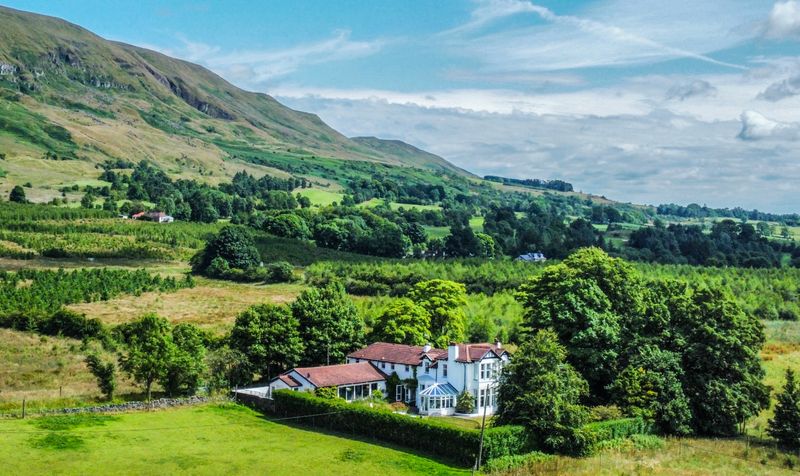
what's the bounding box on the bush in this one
[484,451,553,473]
[268,390,528,466]
[456,390,475,414]
[584,417,654,445]
[265,261,294,283]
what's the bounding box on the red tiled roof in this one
[455,343,508,363]
[278,374,301,387]
[293,362,386,387]
[348,342,447,366]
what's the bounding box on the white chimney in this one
[448,342,459,361]
[422,343,432,353]
[495,340,502,349]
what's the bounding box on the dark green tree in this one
[192,226,260,274]
[496,329,589,454]
[292,282,365,366]
[86,353,117,401]
[230,304,304,379]
[118,314,176,401]
[161,323,206,396]
[768,369,800,450]
[9,185,26,203]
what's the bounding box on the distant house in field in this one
[517,252,546,262]
[132,211,174,223]
[265,362,387,401]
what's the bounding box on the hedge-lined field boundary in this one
[241,390,653,468]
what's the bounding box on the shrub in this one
[315,387,339,400]
[265,261,294,283]
[456,390,475,414]
[268,390,528,466]
[484,451,553,473]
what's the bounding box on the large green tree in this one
[517,248,643,398]
[230,304,304,379]
[9,185,26,203]
[371,298,431,346]
[409,279,467,347]
[495,329,589,454]
[192,226,260,273]
[768,369,800,450]
[118,314,176,400]
[291,282,364,366]
[161,323,206,397]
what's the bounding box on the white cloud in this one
[763,1,800,39]
[278,94,800,212]
[737,110,800,140]
[665,80,718,101]
[758,74,800,100]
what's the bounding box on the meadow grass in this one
[67,278,305,334]
[295,187,345,207]
[0,403,469,475]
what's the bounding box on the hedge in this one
[484,451,553,473]
[269,390,529,466]
[584,417,654,444]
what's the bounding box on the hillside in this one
[0,6,470,201]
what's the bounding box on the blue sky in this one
[5,0,800,212]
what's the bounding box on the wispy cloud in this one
[150,31,385,85]
[441,0,751,72]
[758,74,800,100]
[666,80,718,101]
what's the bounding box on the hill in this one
[0,6,471,201]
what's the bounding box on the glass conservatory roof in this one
[418,382,458,397]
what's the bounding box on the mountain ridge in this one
[0,5,469,199]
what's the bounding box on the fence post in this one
[22,399,26,419]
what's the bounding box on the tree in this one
[496,329,589,454]
[291,282,365,366]
[409,279,467,348]
[161,323,206,396]
[609,345,692,435]
[669,285,769,436]
[456,390,475,414]
[768,369,800,450]
[444,225,480,257]
[475,232,498,258]
[9,185,26,203]
[206,346,253,393]
[85,353,116,401]
[371,298,431,346]
[80,193,95,209]
[517,248,642,398]
[229,304,304,380]
[118,314,176,401]
[192,226,260,274]
[263,214,310,240]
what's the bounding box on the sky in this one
[5,0,800,213]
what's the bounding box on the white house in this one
[264,361,387,401]
[517,252,546,262]
[347,341,510,416]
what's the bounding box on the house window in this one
[391,363,395,370]
[405,365,410,372]
[480,362,499,380]
[396,385,405,402]
[371,382,378,392]
[381,362,386,369]
[479,387,496,407]
[443,364,448,378]
[424,362,430,374]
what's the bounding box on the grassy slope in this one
[0,5,475,203]
[0,403,468,475]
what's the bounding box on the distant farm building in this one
[517,252,546,262]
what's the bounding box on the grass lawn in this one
[512,437,797,475]
[67,278,305,334]
[0,403,469,475]
[295,188,345,207]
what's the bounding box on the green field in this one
[0,403,468,475]
[294,188,345,207]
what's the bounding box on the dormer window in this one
[443,363,448,378]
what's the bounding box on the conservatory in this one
[418,383,459,416]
